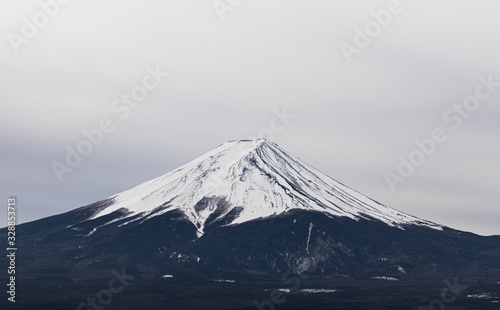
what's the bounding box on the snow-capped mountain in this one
[3,139,499,309]
[87,139,441,237]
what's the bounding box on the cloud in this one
[0,0,499,235]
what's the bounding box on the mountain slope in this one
[84,139,441,237]
[1,139,499,309]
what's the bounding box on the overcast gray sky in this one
[1,0,499,235]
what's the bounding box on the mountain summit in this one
[3,139,500,309]
[88,139,440,237]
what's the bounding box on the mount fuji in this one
[2,139,499,309]
[87,139,441,237]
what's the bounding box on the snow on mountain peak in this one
[88,139,442,236]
